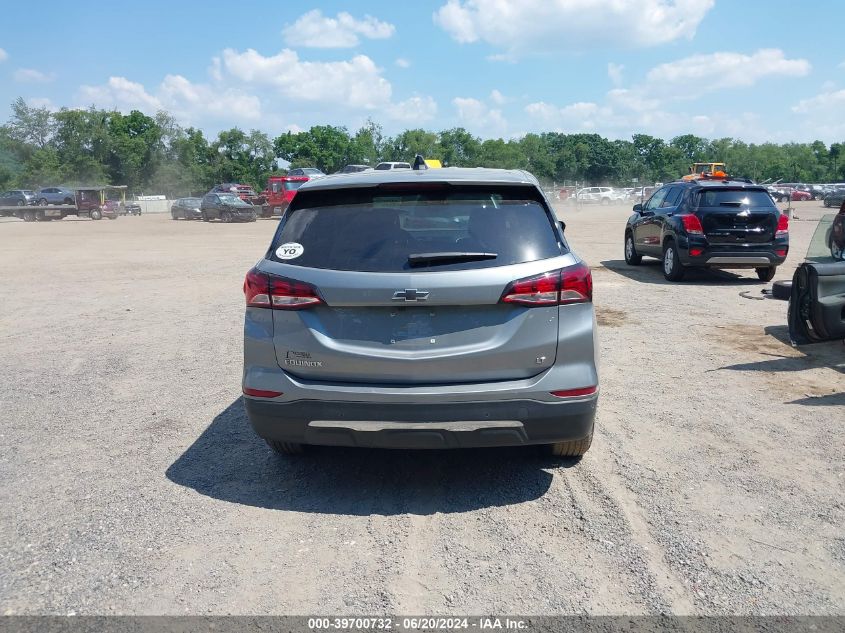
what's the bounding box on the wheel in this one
[201,212,209,222]
[171,211,178,220]
[38,198,48,206]
[547,433,593,457]
[624,232,642,265]
[16,200,24,206]
[250,212,257,222]
[221,211,232,223]
[90,209,102,220]
[63,197,74,205]
[662,240,685,281]
[772,280,792,300]
[265,439,305,455]
[831,239,844,261]
[600,198,610,206]
[23,210,35,222]
[756,267,776,282]
[35,210,45,222]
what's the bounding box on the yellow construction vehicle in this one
[682,162,727,181]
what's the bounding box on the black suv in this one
[624,179,788,281]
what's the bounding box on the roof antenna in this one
[413,154,428,171]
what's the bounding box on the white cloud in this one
[14,68,54,83]
[283,10,395,48]
[525,101,607,132]
[453,97,508,136]
[434,0,714,57]
[395,57,411,69]
[26,97,56,110]
[76,47,435,131]
[221,48,392,110]
[607,63,624,87]
[0,48,8,62]
[78,75,262,125]
[645,49,810,97]
[791,89,845,140]
[387,96,438,122]
[489,89,506,105]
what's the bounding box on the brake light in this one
[551,386,597,398]
[679,214,704,235]
[689,248,704,257]
[560,262,592,304]
[500,263,592,307]
[244,268,323,310]
[776,213,789,237]
[775,248,788,258]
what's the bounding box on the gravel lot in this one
[0,201,842,615]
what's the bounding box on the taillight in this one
[679,214,704,235]
[500,263,592,307]
[689,248,704,257]
[560,262,592,304]
[776,213,789,237]
[244,267,322,310]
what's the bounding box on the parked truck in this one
[0,186,127,221]
[260,175,309,218]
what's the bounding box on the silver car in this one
[242,168,598,456]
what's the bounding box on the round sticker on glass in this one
[276,242,304,260]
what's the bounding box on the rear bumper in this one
[244,396,597,449]
[678,238,788,268]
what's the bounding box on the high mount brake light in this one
[500,263,592,307]
[776,213,789,237]
[244,268,323,310]
[680,214,704,235]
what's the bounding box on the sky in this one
[1,0,844,144]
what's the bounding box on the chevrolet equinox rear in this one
[242,169,599,456]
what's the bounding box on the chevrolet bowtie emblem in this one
[392,289,430,302]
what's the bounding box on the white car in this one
[576,186,622,205]
[374,162,412,170]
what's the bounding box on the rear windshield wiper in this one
[407,252,498,267]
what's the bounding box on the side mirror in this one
[632,203,643,213]
[558,220,566,234]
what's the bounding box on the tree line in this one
[1,97,843,197]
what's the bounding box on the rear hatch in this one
[696,187,779,244]
[259,183,570,385]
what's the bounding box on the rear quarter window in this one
[270,185,564,272]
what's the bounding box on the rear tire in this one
[201,212,209,222]
[547,433,593,457]
[265,439,305,455]
[662,240,685,281]
[23,210,35,222]
[221,211,232,223]
[624,232,642,265]
[90,209,102,220]
[756,267,776,282]
[38,198,48,206]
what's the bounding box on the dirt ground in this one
[0,200,842,615]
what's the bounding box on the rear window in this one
[696,189,776,208]
[270,185,563,272]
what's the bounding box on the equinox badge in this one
[392,289,430,302]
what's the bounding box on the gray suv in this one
[242,168,598,456]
